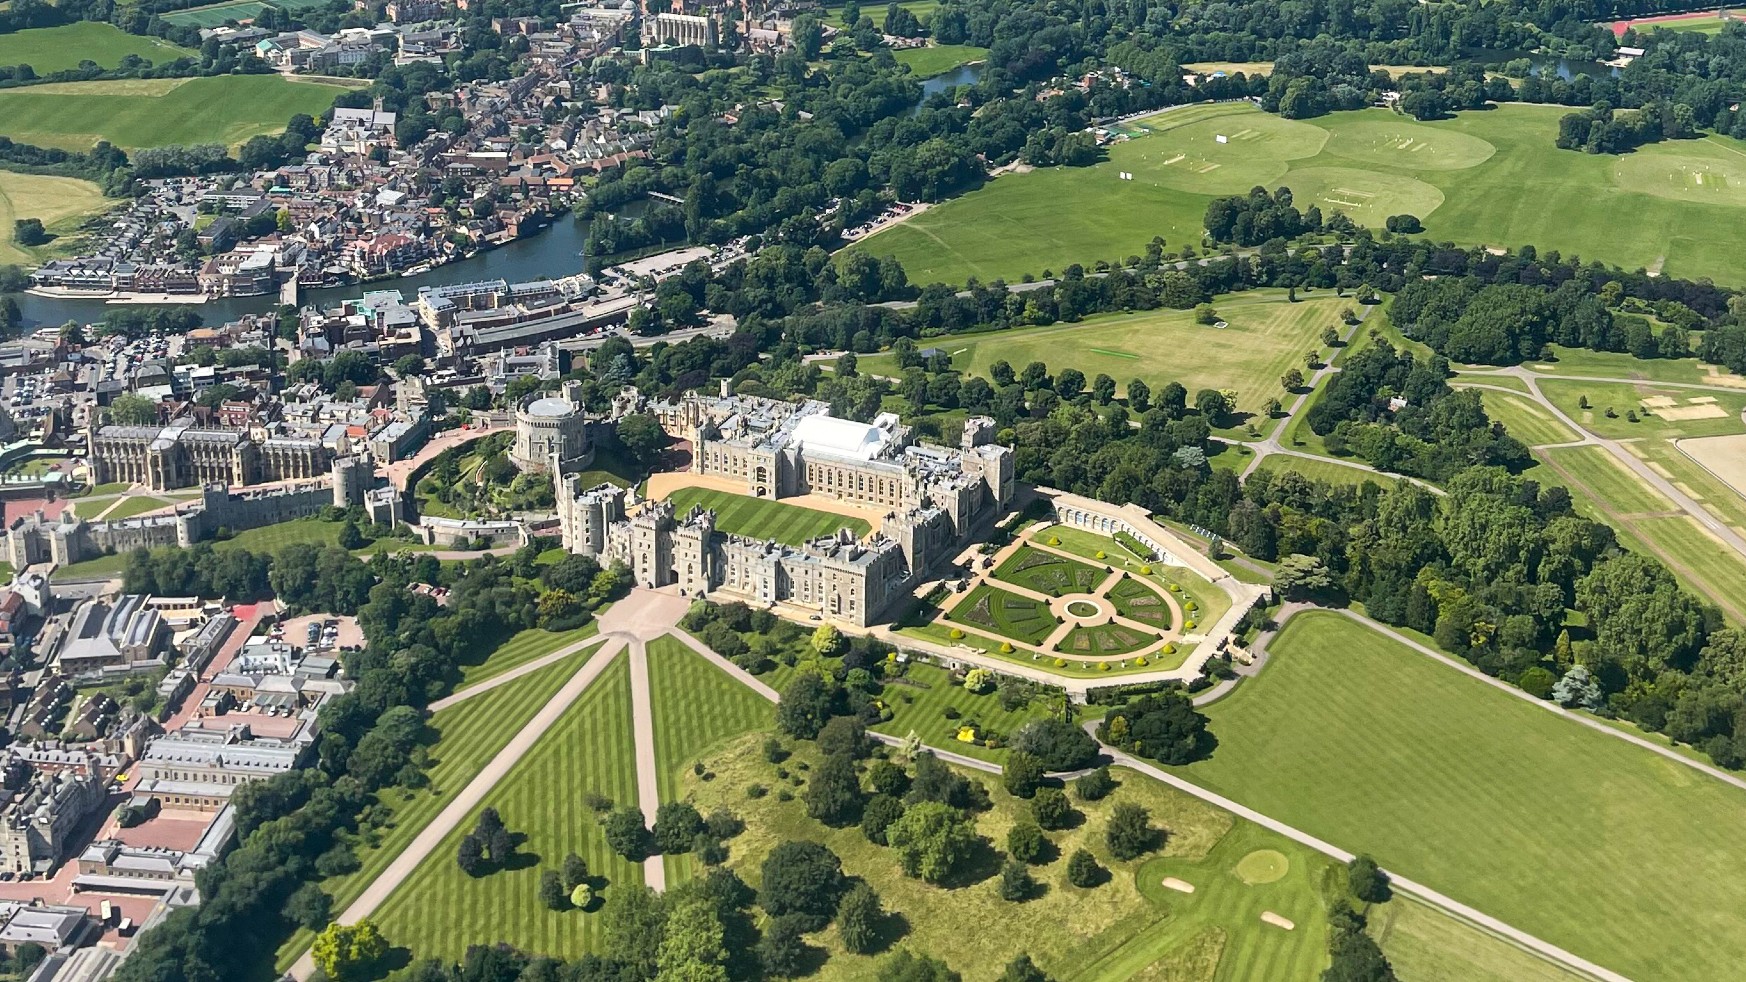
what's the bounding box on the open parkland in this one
[850,100,1746,288]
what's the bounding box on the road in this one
[427,632,612,712]
[288,636,631,981]
[627,636,665,892]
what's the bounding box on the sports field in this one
[0,170,111,264]
[856,291,1345,416]
[277,652,595,971]
[894,43,988,78]
[162,0,329,27]
[0,75,358,150]
[661,487,870,544]
[1178,611,1746,981]
[851,102,1746,286]
[0,22,193,73]
[372,654,642,962]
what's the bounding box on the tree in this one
[1002,751,1046,799]
[837,881,883,954]
[562,852,589,891]
[657,887,729,982]
[12,219,46,247]
[539,869,566,910]
[998,858,1036,901]
[1105,803,1157,861]
[1066,849,1103,888]
[861,793,905,845]
[311,920,389,982]
[1007,820,1047,863]
[812,623,846,656]
[1075,766,1115,801]
[759,913,811,977]
[1275,553,1335,600]
[1091,374,1117,405]
[603,885,668,979]
[805,752,865,826]
[1097,692,1211,765]
[457,833,485,876]
[1281,368,1305,391]
[760,840,846,930]
[654,800,705,854]
[337,521,365,550]
[108,393,159,425]
[818,716,869,758]
[282,882,332,930]
[1030,786,1074,830]
[1194,388,1229,421]
[777,673,835,739]
[1127,378,1151,413]
[1001,954,1055,982]
[1551,664,1603,709]
[604,806,654,861]
[1009,719,1097,771]
[885,802,978,884]
[1347,854,1390,903]
[615,413,667,467]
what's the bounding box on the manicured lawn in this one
[372,655,641,962]
[851,102,1746,286]
[1469,390,1581,447]
[1539,446,1675,514]
[870,660,1076,761]
[646,634,774,883]
[992,544,1109,596]
[218,517,346,554]
[820,0,937,27]
[162,0,329,26]
[1539,377,1746,440]
[663,486,871,545]
[0,170,113,265]
[945,582,1055,645]
[52,552,130,579]
[1528,345,1722,384]
[1370,896,1584,982]
[455,623,602,691]
[894,43,988,78]
[854,290,1346,419]
[98,495,173,521]
[1106,576,1173,629]
[0,75,360,150]
[276,652,596,971]
[0,22,192,72]
[1057,622,1158,658]
[1177,610,1746,981]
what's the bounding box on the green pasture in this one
[857,290,1346,419]
[1523,346,1726,384]
[0,22,192,72]
[1369,897,1584,982]
[1631,437,1746,531]
[1177,610,1746,981]
[0,75,358,150]
[277,652,595,971]
[98,495,173,521]
[851,102,1746,287]
[1250,453,1392,488]
[894,44,987,78]
[0,170,112,265]
[661,486,870,545]
[820,0,937,28]
[1540,445,1674,514]
[993,544,1108,596]
[455,623,602,691]
[373,655,642,962]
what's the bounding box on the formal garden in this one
[992,545,1108,596]
[946,583,1056,646]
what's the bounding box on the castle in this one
[557,394,1013,627]
[87,422,332,493]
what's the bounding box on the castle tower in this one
[332,455,372,509]
[670,506,715,596]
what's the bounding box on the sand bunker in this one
[1641,395,1678,409]
[1161,877,1195,894]
[1658,404,1729,421]
[1261,912,1296,930]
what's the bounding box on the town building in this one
[56,595,170,676]
[0,759,108,875]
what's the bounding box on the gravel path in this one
[627,636,665,892]
[429,633,612,712]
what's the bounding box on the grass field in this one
[1467,389,1582,446]
[1539,445,1674,513]
[851,102,1746,287]
[869,661,1070,761]
[856,291,1347,418]
[0,22,192,72]
[662,487,870,544]
[0,75,358,150]
[162,0,330,27]
[277,652,596,971]
[1177,610,1746,981]
[646,635,773,882]
[455,623,601,691]
[1369,897,1583,982]
[1250,453,1391,488]
[821,0,937,27]
[95,495,172,521]
[0,170,112,265]
[894,44,988,78]
[1539,377,1746,440]
[373,654,641,962]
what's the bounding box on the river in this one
[10,210,598,331]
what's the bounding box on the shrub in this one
[1106,802,1157,861]
[570,883,594,909]
[1000,641,1015,653]
[1348,854,1391,903]
[1517,666,1556,700]
[1031,787,1075,830]
[1007,820,1047,863]
[1075,766,1116,801]
[1066,849,1103,888]
[747,784,769,799]
[949,628,965,639]
[999,858,1037,902]
[1053,658,1067,667]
